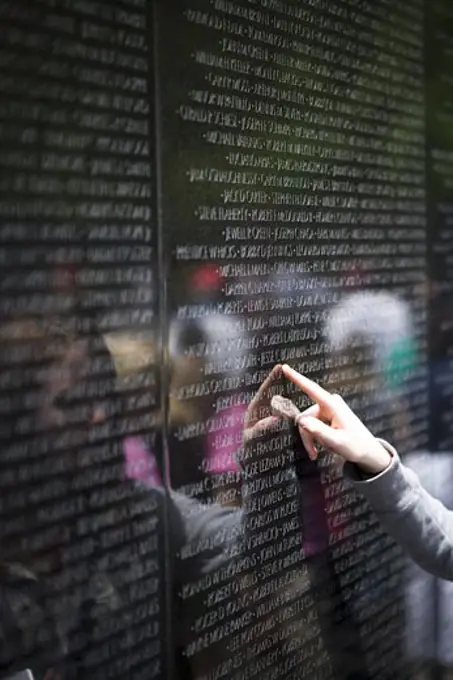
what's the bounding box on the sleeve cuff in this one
[343,439,418,513]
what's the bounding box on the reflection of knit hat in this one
[325,291,417,388]
[326,291,412,358]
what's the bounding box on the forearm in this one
[352,438,393,475]
[345,443,453,580]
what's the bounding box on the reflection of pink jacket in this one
[124,405,246,488]
[123,410,345,559]
[123,412,346,562]
[124,436,162,487]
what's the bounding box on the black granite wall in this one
[0,1,449,679]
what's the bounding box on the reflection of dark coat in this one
[62,464,308,680]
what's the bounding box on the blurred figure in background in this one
[325,290,419,451]
[167,263,250,506]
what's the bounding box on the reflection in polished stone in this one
[0,0,450,679]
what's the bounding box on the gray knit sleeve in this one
[344,441,453,581]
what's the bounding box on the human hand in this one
[282,365,392,474]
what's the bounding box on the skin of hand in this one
[281,365,392,474]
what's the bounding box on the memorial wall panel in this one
[156,1,428,679]
[0,0,449,680]
[0,2,165,679]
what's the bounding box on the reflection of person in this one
[172,366,313,679]
[325,290,418,450]
[168,269,249,504]
[0,324,311,680]
[326,291,417,393]
[282,364,453,581]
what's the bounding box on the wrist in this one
[357,440,393,475]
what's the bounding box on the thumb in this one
[298,416,344,455]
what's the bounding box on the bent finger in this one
[295,404,321,460]
[295,403,321,423]
[298,415,343,454]
[299,428,318,461]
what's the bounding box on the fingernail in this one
[308,444,318,460]
[295,413,304,428]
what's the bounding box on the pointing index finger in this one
[282,364,332,406]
